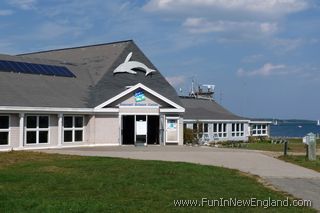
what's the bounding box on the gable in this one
[94,83,184,112]
[106,88,174,108]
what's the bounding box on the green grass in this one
[243,142,306,152]
[279,155,320,173]
[225,139,318,153]
[0,151,315,212]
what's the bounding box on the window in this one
[0,116,9,145]
[63,116,84,143]
[251,124,268,136]
[212,123,227,138]
[26,115,49,144]
[231,123,244,137]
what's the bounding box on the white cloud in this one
[0,9,13,16]
[237,63,287,77]
[8,0,37,10]
[166,75,187,86]
[144,0,310,42]
[183,18,278,35]
[144,0,309,17]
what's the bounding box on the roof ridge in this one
[17,39,134,56]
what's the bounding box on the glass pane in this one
[26,131,36,144]
[0,132,8,145]
[0,116,9,129]
[74,130,83,142]
[39,131,48,143]
[64,130,73,142]
[39,116,49,128]
[27,116,37,128]
[75,117,83,128]
[64,116,73,128]
[193,123,197,132]
[213,123,217,132]
[232,124,235,132]
[204,123,208,132]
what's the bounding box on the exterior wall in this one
[10,114,20,148]
[184,121,249,142]
[119,107,159,114]
[178,117,183,145]
[93,114,119,145]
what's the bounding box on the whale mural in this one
[113,52,156,76]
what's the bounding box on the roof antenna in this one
[190,79,195,97]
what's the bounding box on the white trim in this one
[165,117,180,143]
[249,121,272,124]
[159,108,185,113]
[11,143,121,151]
[119,112,159,116]
[57,114,63,147]
[184,119,250,123]
[0,115,10,146]
[94,83,185,112]
[0,106,93,113]
[19,113,24,148]
[119,105,159,109]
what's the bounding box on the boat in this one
[317,120,320,126]
[298,125,302,128]
[273,119,278,125]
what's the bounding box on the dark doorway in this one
[122,115,134,145]
[147,116,159,145]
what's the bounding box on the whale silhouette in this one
[113,52,156,76]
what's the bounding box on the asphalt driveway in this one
[39,146,320,210]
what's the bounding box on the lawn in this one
[279,155,320,173]
[226,139,318,153]
[0,151,315,212]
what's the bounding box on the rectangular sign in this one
[134,89,145,102]
[136,121,147,135]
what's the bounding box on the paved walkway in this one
[39,146,320,210]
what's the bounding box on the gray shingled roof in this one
[0,40,182,108]
[180,97,248,120]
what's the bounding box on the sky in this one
[0,0,319,120]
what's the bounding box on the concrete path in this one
[39,146,320,210]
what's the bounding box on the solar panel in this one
[0,60,76,78]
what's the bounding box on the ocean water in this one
[270,121,320,138]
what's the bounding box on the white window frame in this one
[25,115,50,145]
[0,115,10,146]
[231,123,244,137]
[63,115,84,143]
[212,123,227,138]
[251,124,268,136]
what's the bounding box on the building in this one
[181,96,270,142]
[0,40,270,151]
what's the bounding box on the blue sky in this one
[0,0,319,120]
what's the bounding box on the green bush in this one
[184,128,196,144]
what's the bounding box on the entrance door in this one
[135,115,147,145]
[122,115,160,145]
[122,115,134,145]
[147,116,159,145]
